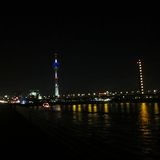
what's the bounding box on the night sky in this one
[0,16,160,95]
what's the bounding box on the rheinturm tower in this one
[53,53,60,97]
[137,59,144,94]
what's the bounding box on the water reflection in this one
[32,102,160,158]
[140,103,149,125]
[88,104,92,113]
[139,103,152,144]
[73,105,76,112]
[120,103,125,113]
[78,104,82,112]
[93,104,97,113]
[104,103,109,113]
[68,105,71,111]
[154,103,159,114]
[38,103,160,116]
[66,103,112,113]
[54,105,61,111]
[126,103,130,113]
[139,103,153,154]
[63,103,146,114]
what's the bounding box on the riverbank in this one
[0,104,75,159]
[1,103,160,160]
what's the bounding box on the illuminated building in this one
[137,59,144,94]
[53,53,60,97]
[29,90,40,99]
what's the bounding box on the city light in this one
[43,103,50,108]
[138,59,144,94]
[53,53,60,98]
[0,100,8,103]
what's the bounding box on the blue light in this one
[52,61,60,68]
[20,97,28,105]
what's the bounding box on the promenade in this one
[0,104,72,159]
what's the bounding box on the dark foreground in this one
[0,103,160,159]
[0,104,73,159]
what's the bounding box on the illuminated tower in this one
[137,59,144,94]
[53,53,60,97]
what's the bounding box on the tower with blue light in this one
[53,53,60,97]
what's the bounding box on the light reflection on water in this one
[139,103,151,140]
[93,104,97,113]
[37,102,160,159]
[139,103,149,126]
[61,102,160,115]
[78,104,81,112]
[154,103,159,114]
[104,103,109,113]
[88,104,92,113]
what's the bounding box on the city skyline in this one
[0,16,160,95]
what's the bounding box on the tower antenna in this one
[137,59,144,94]
[53,53,60,97]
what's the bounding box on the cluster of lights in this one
[138,59,144,94]
[53,53,60,98]
[0,100,8,103]
[43,102,50,108]
[10,97,20,104]
[62,91,110,98]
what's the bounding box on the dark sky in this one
[0,16,160,95]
